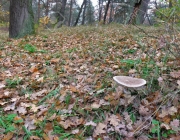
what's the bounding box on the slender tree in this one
[74,0,85,26]
[59,0,67,24]
[82,0,87,25]
[9,0,35,38]
[98,0,103,21]
[136,0,150,24]
[103,0,111,24]
[68,0,73,26]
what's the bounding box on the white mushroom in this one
[113,76,146,94]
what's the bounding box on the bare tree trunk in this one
[109,1,113,23]
[74,0,85,26]
[82,0,87,25]
[37,0,40,24]
[9,0,35,38]
[59,0,67,24]
[103,0,111,24]
[45,0,49,16]
[137,0,150,24]
[68,0,73,26]
[98,0,103,21]
[128,0,142,24]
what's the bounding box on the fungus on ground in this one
[113,76,146,94]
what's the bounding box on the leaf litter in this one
[0,25,180,139]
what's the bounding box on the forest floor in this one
[0,24,180,140]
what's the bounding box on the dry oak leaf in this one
[85,121,97,126]
[2,132,14,140]
[168,106,177,115]
[159,110,168,118]
[108,114,120,127]
[91,102,101,109]
[4,102,16,111]
[170,70,180,78]
[170,119,180,132]
[30,136,41,140]
[160,123,170,130]
[16,106,27,115]
[139,105,151,116]
[24,116,36,130]
[59,119,72,129]
[93,123,106,137]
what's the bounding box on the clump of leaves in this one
[24,44,37,53]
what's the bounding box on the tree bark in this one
[74,0,85,26]
[9,0,35,38]
[59,0,67,23]
[109,1,114,23]
[68,0,73,26]
[82,0,87,25]
[128,0,142,24]
[98,0,103,21]
[137,0,150,24]
[103,0,111,24]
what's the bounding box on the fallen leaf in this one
[2,132,14,140]
[93,123,106,137]
[91,102,101,109]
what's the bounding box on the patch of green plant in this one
[65,93,71,106]
[121,59,141,68]
[45,60,51,65]
[6,78,22,88]
[162,129,176,138]
[124,49,137,54]
[22,126,32,139]
[38,88,60,105]
[24,44,37,53]
[66,47,77,53]
[150,119,161,140]
[0,113,22,133]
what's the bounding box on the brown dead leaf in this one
[93,123,106,137]
[42,133,49,140]
[170,70,180,79]
[160,123,170,130]
[85,121,97,126]
[2,132,14,140]
[24,116,36,130]
[139,105,151,116]
[30,136,41,140]
[59,119,72,129]
[108,114,120,127]
[4,102,16,111]
[16,106,27,115]
[168,106,177,115]
[91,102,101,109]
[50,58,60,63]
[29,65,39,73]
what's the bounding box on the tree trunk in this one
[59,0,67,23]
[103,0,111,24]
[68,0,73,26]
[74,0,85,26]
[98,0,103,21]
[9,0,35,38]
[45,0,49,16]
[37,0,40,24]
[109,1,114,23]
[136,0,150,24]
[82,0,87,25]
[128,0,142,24]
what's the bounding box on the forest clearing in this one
[0,24,180,139]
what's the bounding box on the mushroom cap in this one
[113,76,146,88]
